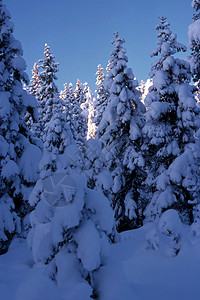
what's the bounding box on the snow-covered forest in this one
[1,0,200,299]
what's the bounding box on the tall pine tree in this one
[60,83,75,132]
[25,62,41,137]
[97,31,145,231]
[0,0,42,253]
[72,79,88,148]
[29,44,59,141]
[188,0,200,94]
[142,17,200,225]
[28,94,115,298]
[94,64,109,130]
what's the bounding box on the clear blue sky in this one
[4,0,193,93]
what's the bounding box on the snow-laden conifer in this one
[60,83,76,138]
[74,79,85,105]
[72,79,88,148]
[29,62,41,99]
[143,17,200,225]
[0,0,42,253]
[94,64,109,129]
[81,82,90,125]
[28,167,115,298]
[28,96,116,297]
[25,62,41,137]
[84,139,113,201]
[97,31,145,230]
[60,82,68,101]
[31,44,59,140]
[84,86,97,140]
[188,1,200,94]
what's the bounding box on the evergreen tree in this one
[68,82,74,99]
[72,79,88,148]
[29,79,83,208]
[31,43,59,141]
[97,31,145,231]
[28,168,115,298]
[142,17,200,225]
[82,82,90,124]
[29,62,41,98]
[27,79,116,296]
[84,138,113,200]
[0,1,42,253]
[60,83,75,134]
[84,85,96,140]
[60,82,68,101]
[28,94,115,297]
[42,97,75,171]
[188,0,200,93]
[66,83,81,142]
[94,64,109,129]
[87,100,97,140]
[25,62,40,136]
[74,79,85,106]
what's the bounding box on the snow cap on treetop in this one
[192,0,200,11]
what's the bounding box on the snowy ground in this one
[1,224,200,300]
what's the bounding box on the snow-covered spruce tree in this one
[83,84,97,140]
[94,64,109,130]
[28,84,83,220]
[84,138,113,201]
[60,83,76,135]
[143,17,200,225]
[31,43,59,141]
[87,101,97,140]
[42,99,77,171]
[68,82,74,99]
[28,168,115,298]
[74,79,86,112]
[29,62,41,99]
[81,82,90,125]
[28,99,115,297]
[60,82,68,101]
[0,1,42,253]
[188,0,200,94]
[25,62,41,137]
[72,79,88,148]
[60,83,71,116]
[97,31,146,231]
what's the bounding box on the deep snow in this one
[1,223,200,300]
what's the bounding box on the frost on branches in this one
[97,31,145,231]
[143,17,200,225]
[0,1,42,253]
